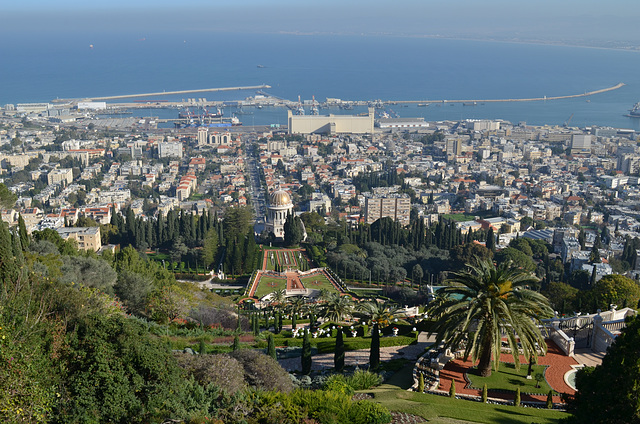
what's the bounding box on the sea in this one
[2,31,640,130]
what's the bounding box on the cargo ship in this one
[628,102,640,117]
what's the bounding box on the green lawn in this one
[370,363,566,424]
[264,249,312,271]
[466,362,553,395]
[299,273,340,294]
[253,276,287,298]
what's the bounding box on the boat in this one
[179,107,223,119]
[628,102,640,117]
[417,103,429,107]
[257,65,265,68]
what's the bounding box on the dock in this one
[391,83,625,105]
[52,84,272,103]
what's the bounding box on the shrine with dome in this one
[265,189,294,240]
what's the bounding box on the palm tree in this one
[321,292,354,323]
[426,259,553,377]
[269,288,287,307]
[357,300,403,327]
[287,296,307,329]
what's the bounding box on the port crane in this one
[563,113,574,127]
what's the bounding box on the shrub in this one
[175,353,246,394]
[348,400,392,424]
[346,369,383,390]
[323,374,354,396]
[231,349,294,393]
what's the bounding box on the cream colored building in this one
[56,227,102,251]
[365,195,411,226]
[265,189,294,239]
[47,168,74,185]
[288,108,375,135]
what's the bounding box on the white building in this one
[265,189,294,240]
[158,142,183,158]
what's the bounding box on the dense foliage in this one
[568,315,640,423]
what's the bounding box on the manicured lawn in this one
[373,390,565,424]
[264,249,312,271]
[368,363,565,424]
[466,362,553,395]
[253,276,287,298]
[299,273,340,294]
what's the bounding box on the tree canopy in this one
[427,259,552,376]
[568,315,640,423]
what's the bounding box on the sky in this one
[2,0,639,44]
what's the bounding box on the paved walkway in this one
[438,340,578,404]
[278,332,433,372]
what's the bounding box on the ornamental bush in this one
[175,353,246,394]
[231,349,294,393]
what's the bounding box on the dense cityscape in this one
[1,93,639,423]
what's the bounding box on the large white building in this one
[288,108,375,135]
[264,189,294,239]
[158,142,183,158]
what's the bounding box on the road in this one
[245,141,267,227]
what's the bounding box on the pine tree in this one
[301,329,312,375]
[334,327,345,372]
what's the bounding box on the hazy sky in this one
[3,0,639,43]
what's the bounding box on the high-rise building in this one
[571,134,591,153]
[365,195,411,226]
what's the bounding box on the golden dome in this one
[270,190,292,207]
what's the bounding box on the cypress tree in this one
[486,227,496,252]
[301,329,312,375]
[253,314,259,336]
[232,335,240,352]
[369,322,380,371]
[334,327,345,372]
[449,379,456,398]
[514,387,521,407]
[546,390,553,409]
[418,373,425,393]
[17,213,28,248]
[589,265,597,286]
[267,333,276,360]
[292,314,297,330]
[482,383,488,403]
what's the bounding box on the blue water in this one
[2,31,640,129]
